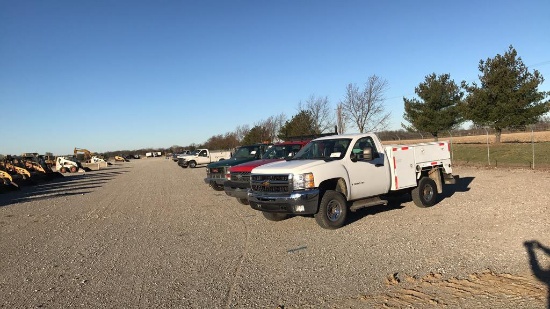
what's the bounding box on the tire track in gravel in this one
[344,270,547,308]
[224,210,252,308]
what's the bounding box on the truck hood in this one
[251,159,327,174]
[207,157,258,168]
[177,154,195,159]
[230,159,281,173]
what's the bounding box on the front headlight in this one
[292,173,314,190]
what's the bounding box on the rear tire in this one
[60,167,68,173]
[70,166,78,173]
[314,190,347,229]
[411,177,438,208]
[237,198,249,205]
[262,212,288,221]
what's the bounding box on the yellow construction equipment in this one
[2,161,31,178]
[0,158,32,187]
[20,153,64,179]
[43,153,56,168]
[0,170,19,191]
[74,148,94,162]
[114,156,128,162]
[74,148,107,165]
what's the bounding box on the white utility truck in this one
[248,133,456,229]
[177,149,232,168]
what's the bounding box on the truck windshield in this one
[292,138,351,160]
[233,146,261,159]
[261,144,303,160]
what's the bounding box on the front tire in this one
[314,190,347,229]
[262,212,288,221]
[70,166,78,173]
[237,198,249,205]
[210,182,224,191]
[411,177,438,208]
[189,161,197,168]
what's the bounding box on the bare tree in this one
[299,95,334,134]
[273,113,287,141]
[256,113,286,142]
[340,75,391,133]
[233,124,250,144]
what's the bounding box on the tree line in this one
[124,45,550,155]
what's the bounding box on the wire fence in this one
[377,125,550,169]
[377,124,550,142]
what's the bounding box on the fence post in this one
[484,127,490,166]
[531,125,535,169]
[448,130,454,161]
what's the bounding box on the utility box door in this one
[386,145,417,190]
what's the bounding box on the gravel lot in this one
[1,158,549,308]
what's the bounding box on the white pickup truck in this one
[248,133,456,229]
[177,149,231,168]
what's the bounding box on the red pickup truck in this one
[223,140,309,205]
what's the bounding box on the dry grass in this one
[380,131,550,168]
[381,130,550,145]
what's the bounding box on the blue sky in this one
[1,0,549,155]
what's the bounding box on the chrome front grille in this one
[230,172,251,183]
[250,174,291,193]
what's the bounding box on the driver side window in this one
[351,137,379,160]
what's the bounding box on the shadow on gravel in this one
[345,177,475,227]
[524,240,550,309]
[0,169,127,207]
[347,196,407,226]
[440,176,474,200]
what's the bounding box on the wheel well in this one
[318,178,347,200]
[420,166,443,193]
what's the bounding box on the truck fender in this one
[318,177,349,201]
[315,162,351,200]
[336,178,348,199]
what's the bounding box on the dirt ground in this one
[0,158,549,308]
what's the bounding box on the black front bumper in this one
[248,189,320,214]
[204,173,225,185]
[224,180,249,199]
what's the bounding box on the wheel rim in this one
[326,200,342,222]
[423,185,434,201]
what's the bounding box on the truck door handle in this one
[375,163,384,167]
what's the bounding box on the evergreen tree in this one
[402,73,463,140]
[278,110,316,140]
[461,45,549,142]
[241,126,269,145]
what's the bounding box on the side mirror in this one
[363,147,373,161]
